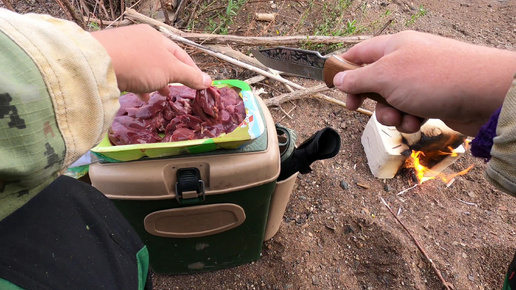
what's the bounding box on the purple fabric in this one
[470,107,502,161]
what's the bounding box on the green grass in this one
[406,5,428,26]
[204,0,248,34]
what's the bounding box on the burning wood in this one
[361,114,473,183]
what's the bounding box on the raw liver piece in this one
[109,85,246,145]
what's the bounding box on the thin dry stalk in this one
[170,0,188,23]
[53,0,75,22]
[108,0,115,19]
[63,0,86,28]
[124,8,371,46]
[380,197,454,290]
[1,0,15,11]
[159,0,171,24]
[397,184,418,195]
[184,0,201,28]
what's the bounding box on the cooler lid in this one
[89,96,280,200]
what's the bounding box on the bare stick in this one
[184,0,201,28]
[124,8,371,46]
[380,197,454,290]
[264,84,330,105]
[263,85,373,115]
[1,0,15,11]
[125,8,184,34]
[171,0,188,23]
[159,0,171,24]
[397,184,418,195]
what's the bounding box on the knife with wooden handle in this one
[252,46,426,126]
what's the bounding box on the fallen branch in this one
[124,8,371,46]
[264,85,373,116]
[380,197,454,290]
[1,0,15,11]
[264,84,330,106]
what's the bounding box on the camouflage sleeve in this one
[487,75,516,196]
[0,8,120,220]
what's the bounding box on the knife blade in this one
[251,46,389,106]
[252,46,428,136]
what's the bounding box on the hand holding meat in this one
[91,24,212,99]
[109,85,246,145]
[333,30,516,136]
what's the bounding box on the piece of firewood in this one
[255,13,276,22]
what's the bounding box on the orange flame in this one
[405,149,474,184]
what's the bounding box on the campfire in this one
[361,113,473,183]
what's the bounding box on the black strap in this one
[0,175,148,290]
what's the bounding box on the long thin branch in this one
[126,9,373,117]
[1,0,15,11]
[380,197,454,290]
[264,85,373,116]
[124,8,371,46]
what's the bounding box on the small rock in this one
[312,276,319,285]
[343,225,354,234]
[468,274,475,281]
[384,184,392,192]
[340,180,349,190]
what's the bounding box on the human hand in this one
[91,24,212,100]
[333,30,516,136]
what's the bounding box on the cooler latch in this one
[175,168,205,205]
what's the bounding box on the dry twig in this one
[159,0,171,24]
[380,197,454,290]
[124,8,371,46]
[1,0,15,11]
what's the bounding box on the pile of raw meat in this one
[108,85,246,145]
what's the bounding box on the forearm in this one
[0,8,119,219]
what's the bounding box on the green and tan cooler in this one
[89,81,297,274]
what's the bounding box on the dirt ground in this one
[5,0,516,289]
[152,1,516,289]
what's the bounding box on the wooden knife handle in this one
[323,55,389,107]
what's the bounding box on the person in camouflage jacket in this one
[333,30,516,289]
[0,8,211,289]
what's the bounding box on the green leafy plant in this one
[204,0,248,35]
[87,21,100,31]
[406,5,428,26]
